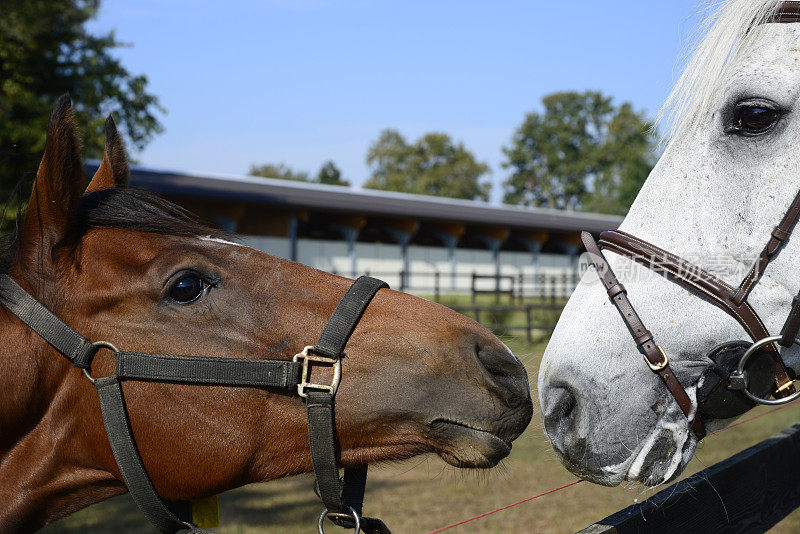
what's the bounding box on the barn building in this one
[86,164,623,294]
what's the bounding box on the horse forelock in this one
[657,0,786,142]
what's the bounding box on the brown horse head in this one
[0,96,533,532]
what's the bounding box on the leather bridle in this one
[0,273,390,534]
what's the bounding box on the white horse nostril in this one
[542,384,578,441]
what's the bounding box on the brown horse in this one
[0,97,533,532]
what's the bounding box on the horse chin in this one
[625,427,697,487]
[553,418,698,488]
[429,419,512,468]
[601,421,698,488]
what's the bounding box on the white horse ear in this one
[86,115,129,192]
[19,94,85,250]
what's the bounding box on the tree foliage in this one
[316,160,349,186]
[364,129,491,201]
[0,0,164,198]
[249,160,350,186]
[502,91,657,214]
[248,163,310,182]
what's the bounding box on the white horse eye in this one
[732,104,779,135]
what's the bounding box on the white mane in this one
[657,0,785,139]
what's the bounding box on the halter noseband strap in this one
[0,273,390,534]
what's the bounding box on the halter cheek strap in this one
[305,275,389,533]
[0,273,390,534]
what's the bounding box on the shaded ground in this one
[44,337,800,534]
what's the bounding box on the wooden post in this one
[434,271,440,301]
[288,211,298,262]
[471,272,477,304]
[525,305,532,343]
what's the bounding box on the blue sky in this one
[88,0,702,202]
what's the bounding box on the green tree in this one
[364,129,491,201]
[248,163,310,182]
[502,91,656,214]
[1,0,164,199]
[316,160,349,186]
[588,103,658,214]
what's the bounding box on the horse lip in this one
[429,419,513,468]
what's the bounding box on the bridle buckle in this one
[293,345,342,398]
[644,345,669,372]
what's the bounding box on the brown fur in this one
[0,96,533,532]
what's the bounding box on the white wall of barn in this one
[239,235,575,294]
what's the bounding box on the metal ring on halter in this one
[318,507,361,534]
[81,341,120,385]
[729,336,800,405]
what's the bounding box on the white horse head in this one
[539,0,800,487]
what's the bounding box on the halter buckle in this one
[645,345,670,372]
[293,346,342,398]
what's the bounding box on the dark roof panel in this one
[86,164,623,234]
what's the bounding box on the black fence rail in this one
[579,423,800,533]
[326,269,577,339]
[338,270,580,301]
[449,303,564,343]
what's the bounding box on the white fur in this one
[198,235,248,248]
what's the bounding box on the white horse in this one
[539,0,800,487]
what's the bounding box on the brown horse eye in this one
[736,106,778,133]
[169,275,206,303]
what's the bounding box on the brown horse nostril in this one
[475,343,531,408]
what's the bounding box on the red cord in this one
[425,399,798,532]
[707,400,797,436]
[425,480,583,533]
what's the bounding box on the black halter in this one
[0,273,390,534]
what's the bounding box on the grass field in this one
[44,337,800,534]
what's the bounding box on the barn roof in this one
[87,163,623,235]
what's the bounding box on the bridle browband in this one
[0,273,390,534]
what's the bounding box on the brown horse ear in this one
[18,94,85,251]
[86,115,129,192]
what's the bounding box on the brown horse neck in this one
[0,302,123,532]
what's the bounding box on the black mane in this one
[1,188,228,274]
[76,188,224,238]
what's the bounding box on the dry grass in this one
[44,337,800,534]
